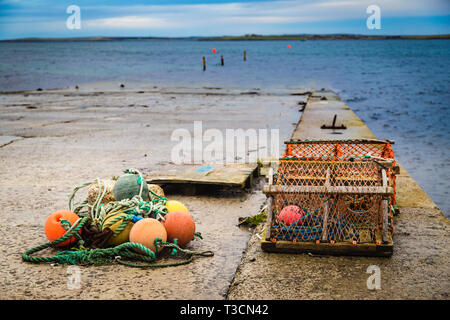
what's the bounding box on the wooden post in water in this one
[221,55,224,66]
[243,50,247,61]
[202,56,206,71]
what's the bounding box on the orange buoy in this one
[129,218,167,252]
[44,210,81,247]
[287,44,291,49]
[163,211,195,247]
[212,48,217,53]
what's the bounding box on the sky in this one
[0,0,449,40]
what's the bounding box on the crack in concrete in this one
[0,136,24,148]
[40,119,80,127]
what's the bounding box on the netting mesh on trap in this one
[283,140,395,161]
[282,140,397,207]
[268,160,392,244]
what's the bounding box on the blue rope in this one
[273,212,359,242]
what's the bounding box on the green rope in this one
[59,218,84,245]
[23,168,214,268]
[22,219,214,268]
[101,213,134,237]
[194,232,203,240]
[22,216,90,264]
[117,238,214,268]
[97,194,168,237]
[68,178,108,228]
[68,169,168,231]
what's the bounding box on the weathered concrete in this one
[227,90,450,300]
[396,165,438,209]
[291,91,376,141]
[0,85,305,299]
[1,87,448,300]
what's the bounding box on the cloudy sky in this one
[0,0,449,39]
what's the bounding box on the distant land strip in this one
[200,34,450,41]
[0,36,192,42]
[1,34,449,42]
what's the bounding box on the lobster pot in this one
[263,160,394,256]
[284,140,395,161]
[270,192,385,243]
[283,139,398,207]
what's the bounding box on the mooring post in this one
[243,50,247,61]
[221,55,224,66]
[331,114,337,127]
[321,114,347,130]
[203,56,206,71]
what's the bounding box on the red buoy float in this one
[278,205,304,226]
[129,218,167,252]
[163,211,195,247]
[44,210,81,247]
[212,48,217,53]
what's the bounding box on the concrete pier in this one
[227,90,450,300]
[0,86,301,300]
[0,86,447,300]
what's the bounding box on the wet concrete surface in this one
[228,204,449,300]
[0,84,306,299]
[227,91,450,300]
[1,86,448,300]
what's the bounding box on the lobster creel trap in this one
[261,139,397,256]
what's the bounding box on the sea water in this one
[0,39,449,215]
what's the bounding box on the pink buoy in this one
[278,205,304,226]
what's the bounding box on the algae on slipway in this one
[238,208,267,228]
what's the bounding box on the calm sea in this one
[1,39,449,215]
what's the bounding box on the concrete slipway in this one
[227,90,450,300]
[0,85,448,300]
[0,85,300,300]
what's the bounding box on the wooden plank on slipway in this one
[145,163,259,188]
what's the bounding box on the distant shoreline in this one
[1,34,449,42]
[200,34,450,41]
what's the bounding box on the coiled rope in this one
[22,169,214,267]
